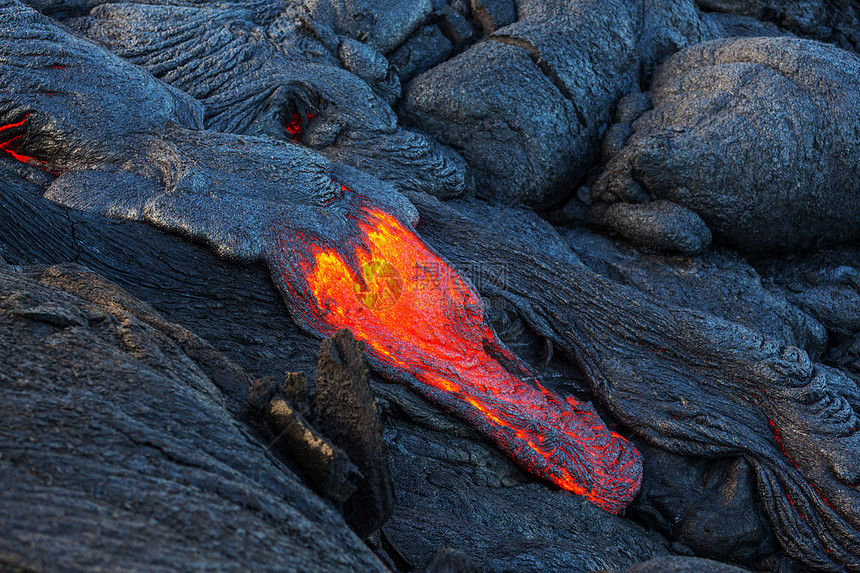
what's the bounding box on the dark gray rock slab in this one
[247,375,364,506]
[631,442,775,563]
[313,329,396,538]
[0,264,386,572]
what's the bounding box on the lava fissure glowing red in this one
[0,115,28,133]
[768,417,836,511]
[0,115,49,168]
[282,110,314,143]
[270,200,642,512]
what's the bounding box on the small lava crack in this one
[63,208,82,263]
[490,34,588,130]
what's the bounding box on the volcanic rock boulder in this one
[631,443,775,563]
[281,0,433,55]
[388,24,454,85]
[0,264,386,572]
[76,1,467,197]
[586,36,860,254]
[400,0,713,207]
[695,0,860,49]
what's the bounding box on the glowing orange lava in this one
[273,204,642,512]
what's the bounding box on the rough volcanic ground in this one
[1,0,860,572]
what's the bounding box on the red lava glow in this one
[0,115,48,168]
[768,418,799,469]
[768,418,834,510]
[282,110,314,143]
[274,204,642,512]
[0,116,28,133]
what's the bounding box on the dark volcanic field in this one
[2,0,860,572]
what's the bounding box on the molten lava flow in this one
[273,203,642,512]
